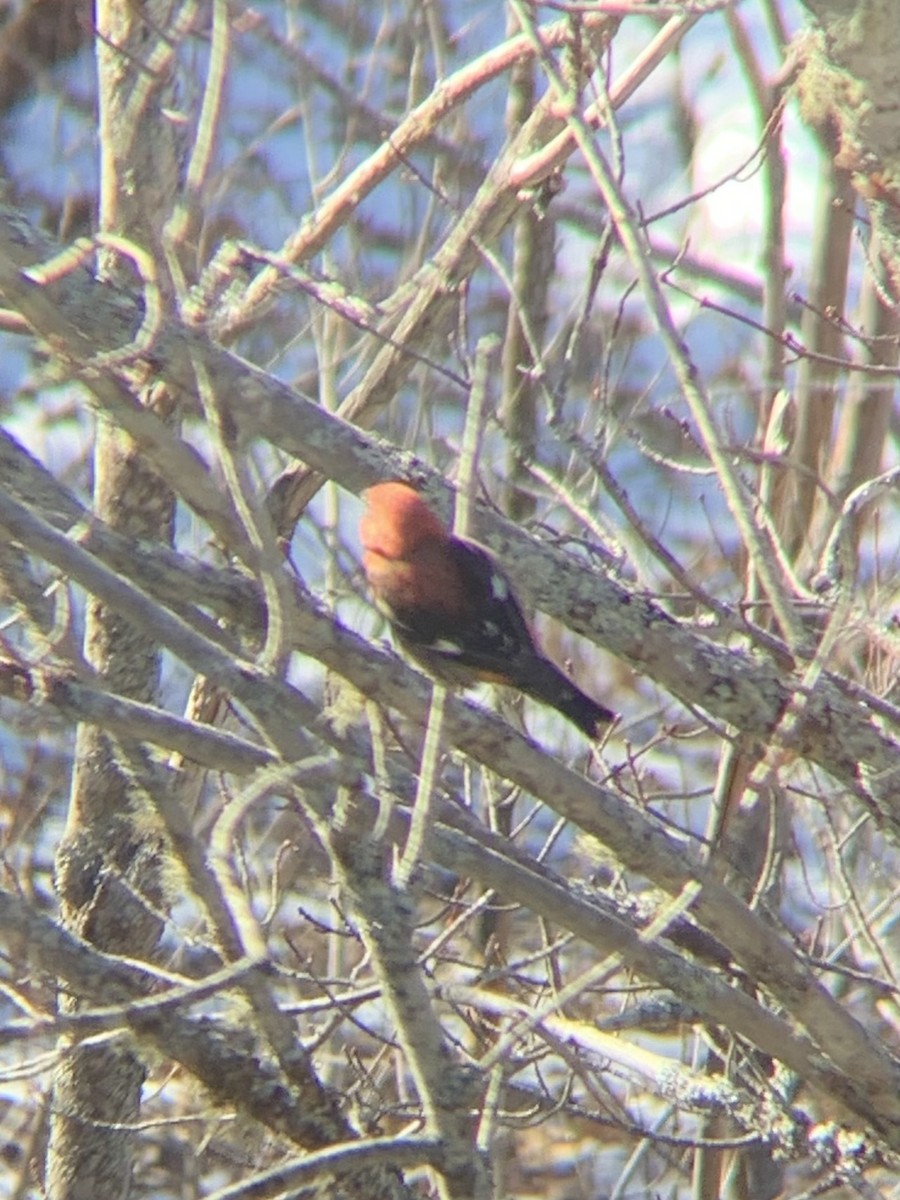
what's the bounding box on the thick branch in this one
[0,207,896,807]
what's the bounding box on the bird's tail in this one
[516,656,614,739]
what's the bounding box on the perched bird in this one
[359,481,614,738]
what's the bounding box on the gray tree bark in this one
[798,0,900,302]
[45,4,182,1198]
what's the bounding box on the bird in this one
[359,481,614,738]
